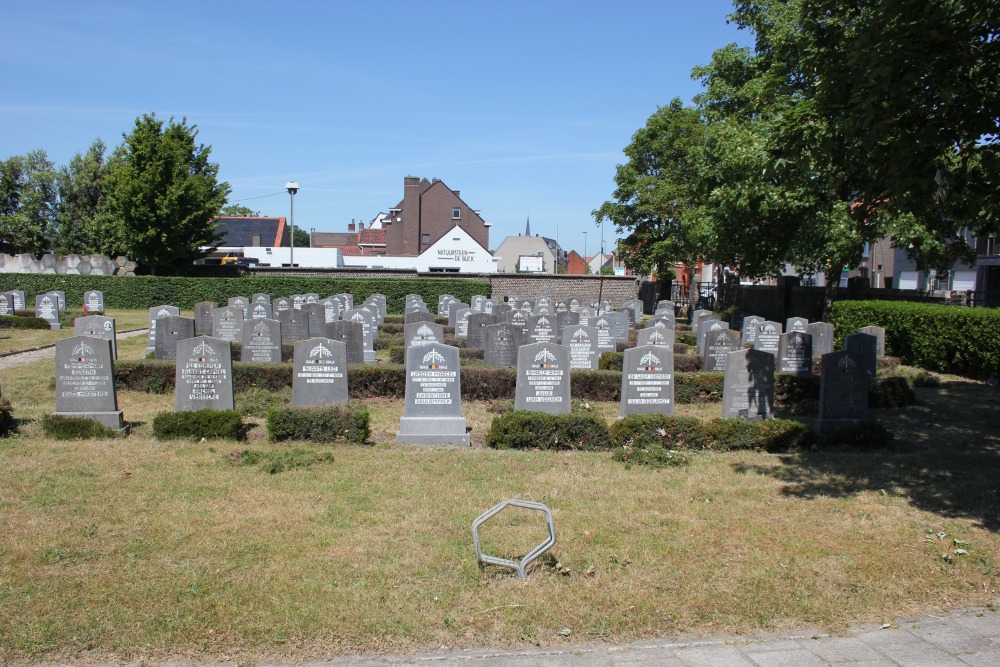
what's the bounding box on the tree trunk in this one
[822,276,838,322]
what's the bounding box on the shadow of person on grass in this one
[733,379,1000,532]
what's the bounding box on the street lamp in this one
[583,231,588,270]
[310,227,315,248]
[285,181,299,266]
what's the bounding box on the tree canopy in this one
[0,150,58,255]
[55,139,108,255]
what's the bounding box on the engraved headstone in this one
[175,336,234,411]
[448,301,470,329]
[9,290,24,310]
[228,297,249,315]
[146,305,180,354]
[786,317,809,334]
[249,302,273,320]
[293,338,349,407]
[83,290,105,314]
[843,332,877,378]
[343,308,377,363]
[404,321,445,348]
[592,315,618,354]
[35,294,61,329]
[54,336,123,429]
[404,310,436,326]
[466,312,497,349]
[194,301,217,336]
[292,295,305,310]
[319,298,340,324]
[212,306,245,343]
[637,326,674,349]
[754,321,782,356]
[517,298,534,313]
[0,293,11,316]
[808,322,835,357]
[555,311,580,340]
[620,345,674,416]
[860,326,886,357]
[527,314,557,345]
[75,314,118,360]
[648,313,675,330]
[741,315,764,345]
[484,322,521,367]
[455,308,471,339]
[605,311,630,342]
[562,325,600,370]
[278,308,310,344]
[515,343,571,414]
[396,343,469,445]
[46,290,66,311]
[325,320,365,364]
[577,306,595,327]
[437,294,455,316]
[816,349,869,433]
[704,329,742,372]
[697,319,729,355]
[721,348,775,419]
[241,318,282,363]
[471,295,486,312]
[777,331,813,374]
[303,303,326,337]
[507,310,529,338]
[274,297,292,313]
[154,315,195,360]
[252,293,272,306]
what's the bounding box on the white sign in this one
[614,267,626,276]
[519,256,544,272]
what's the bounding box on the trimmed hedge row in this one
[0,274,490,314]
[41,414,121,439]
[0,315,52,330]
[831,300,1000,378]
[152,409,247,440]
[266,405,370,443]
[485,412,613,450]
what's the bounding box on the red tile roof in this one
[358,228,387,245]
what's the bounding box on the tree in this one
[99,113,230,272]
[0,150,58,255]
[292,227,310,248]
[221,203,260,216]
[54,139,109,255]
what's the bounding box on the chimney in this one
[348,222,356,232]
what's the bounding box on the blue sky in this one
[1,1,751,257]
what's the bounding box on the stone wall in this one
[489,274,639,307]
[0,253,136,276]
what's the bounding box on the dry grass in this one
[0,314,998,663]
[0,309,154,354]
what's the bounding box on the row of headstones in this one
[0,290,108,330]
[146,294,387,365]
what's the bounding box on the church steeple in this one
[525,217,531,236]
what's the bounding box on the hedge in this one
[485,411,613,450]
[0,399,15,437]
[41,414,122,440]
[609,414,817,454]
[830,300,1000,378]
[152,409,247,440]
[0,315,52,330]
[0,274,490,314]
[266,405,370,444]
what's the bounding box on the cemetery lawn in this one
[1,324,999,663]
[0,309,153,354]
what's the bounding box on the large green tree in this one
[221,203,260,216]
[100,114,230,272]
[0,150,58,255]
[54,139,109,255]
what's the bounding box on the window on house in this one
[421,234,430,244]
[452,208,461,220]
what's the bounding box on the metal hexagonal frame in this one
[472,499,556,580]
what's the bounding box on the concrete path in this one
[0,328,147,370]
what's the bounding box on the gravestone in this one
[515,343,571,414]
[466,313,497,349]
[396,343,469,445]
[340,310,376,364]
[703,329,742,372]
[569,298,581,313]
[252,293,272,306]
[605,311,630,342]
[527,314,557,345]
[325,320,365,364]
[697,319,729,355]
[274,297,292,313]
[691,309,709,330]
[83,290,105,314]
[0,293,10,316]
[194,301,217,336]
[754,321,782,356]
[620,345,675,416]
[721,348,775,419]
[623,300,644,324]
[493,303,511,319]
[455,308,471,339]
[448,302,470,329]
[405,321,445,348]
[293,338,349,407]
[637,326,674,348]
[555,311,580,340]
[786,317,809,334]
[292,295,305,310]
[47,290,66,311]
[483,299,497,314]
[562,325,600,370]
[175,336,234,411]
[437,294,455,316]
[146,305,180,355]
[303,303,326,337]
[517,298,534,313]
[75,314,117,360]
[592,315,618,354]
[484,322,521,367]
[648,313,675,330]
[278,308,310,344]
[405,310,436,326]
[9,290,24,310]
[336,293,354,311]
[843,332,878,378]
[212,306,244,343]
[54,336,124,429]
[808,322,835,357]
[319,298,340,325]
[815,349,869,434]
[860,326,886,356]
[471,295,486,312]
[35,294,61,329]
[249,302,273,320]
[742,315,764,345]
[241,318,282,363]
[577,306,594,327]
[154,315,195,360]
[507,310,529,338]
[228,297,249,315]
[777,331,813,374]
[554,300,569,314]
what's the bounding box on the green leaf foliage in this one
[485,411,613,451]
[0,150,58,255]
[152,409,246,441]
[41,414,120,440]
[266,405,370,444]
[609,414,817,454]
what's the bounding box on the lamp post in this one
[310,227,315,249]
[583,231,587,271]
[285,181,299,266]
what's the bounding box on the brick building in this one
[383,177,491,256]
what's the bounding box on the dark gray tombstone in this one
[786,317,809,334]
[249,302,273,320]
[325,320,365,365]
[54,336,123,429]
[569,298,581,313]
[655,299,675,313]
[252,293,271,306]
[396,343,469,445]
[592,315,618,354]
[292,295,305,310]
[808,322,835,357]
[517,298,535,313]
[228,297,249,315]
[303,303,326,337]
[697,319,729,355]
[507,310,529,338]
[319,298,340,325]
[620,345,675,417]
[648,313,676,330]
[777,331,813,374]
[555,311,580,340]
[35,294,61,330]
[562,324,600,370]
[10,290,25,310]
[816,349,870,434]
[448,301,469,329]
[704,329,742,372]
[274,297,292,313]
[292,338,349,407]
[483,298,497,314]
[83,290,105,314]
[437,294,455,316]
[154,315,195,360]
[75,314,117,360]
[691,309,709,330]
[484,322,521,367]
[742,315,764,345]
[471,295,486,312]
[534,305,552,317]
[860,326,886,356]
[637,326,675,348]
[212,306,244,343]
[455,308,471,339]
[303,293,320,306]
[515,343,571,414]
[0,293,12,316]
[466,312,497,349]
[241,318,282,363]
[623,300,643,324]
[843,332,878,378]
[194,301,217,336]
[754,321,783,356]
[278,308,310,344]
[46,290,66,311]
[344,308,377,363]
[721,348,775,419]
[605,311,630,342]
[528,314,557,345]
[577,306,595,327]
[405,310,436,326]
[405,321,445,348]
[336,293,354,311]
[146,305,180,355]
[175,336,234,412]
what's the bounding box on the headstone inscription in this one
[471,295,486,312]
[515,343,571,414]
[46,290,66,311]
[620,345,675,417]
[35,294,61,329]
[577,306,594,327]
[448,302,469,329]
[777,331,813,374]
[194,301,217,336]
[637,326,674,349]
[292,295,305,310]
[483,322,521,367]
[507,310,529,338]
[742,315,764,345]
[569,298,581,313]
[808,322,835,357]
[721,348,775,419]
[437,294,454,316]
[404,310,436,326]
[54,336,124,429]
[175,336,234,411]
[0,293,11,316]
[241,318,282,362]
[648,312,676,329]
[697,319,729,355]
[75,314,117,360]
[249,302,273,320]
[483,299,497,314]
[528,314,557,345]
[404,321,445,348]
[344,308,377,363]
[303,303,326,337]
[319,298,340,324]
[396,343,469,445]
[274,297,292,313]
[154,315,195,360]
[815,349,869,434]
[278,308,310,344]
[303,293,320,306]
[146,305,180,355]
[562,325,600,370]
[592,315,618,354]
[83,290,104,314]
[843,332,877,378]
[252,293,271,306]
[605,311,630,342]
[703,329,742,372]
[555,311,580,340]
[466,313,497,349]
[325,320,365,364]
[455,308,471,339]
[860,326,886,357]
[9,290,25,310]
[211,306,244,343]
[754,321,782,356]
[292,338,348,407]
[786,317,809,334]
[228,297,249,316]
